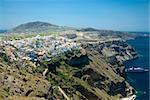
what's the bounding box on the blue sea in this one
[124,36,149,100]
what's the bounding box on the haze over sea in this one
[124,34,149,100]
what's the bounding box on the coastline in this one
[123,36,149,100]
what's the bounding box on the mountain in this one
[6,21,142,39]
[7,21,73,34]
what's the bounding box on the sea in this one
[123,36,149,100]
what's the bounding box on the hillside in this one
[0,34,136,99]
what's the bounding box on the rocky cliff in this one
[0,40,136,100]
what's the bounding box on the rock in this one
[65,34,77,39]
[67,55,89,68]
[108,81,128,97]
[43,68,48,76]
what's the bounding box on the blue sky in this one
[0,0,149,31]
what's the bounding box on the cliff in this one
[0,41,135,100]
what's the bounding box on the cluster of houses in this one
[0,35,82,64]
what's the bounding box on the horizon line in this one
[0,21,149,33]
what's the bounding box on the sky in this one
[0,0,149,31]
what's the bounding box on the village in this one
[0,34,82,65]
